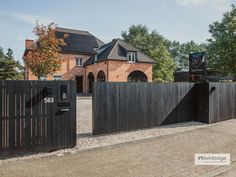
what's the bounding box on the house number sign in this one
[44,97,54,103]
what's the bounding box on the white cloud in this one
[0,11,52,25]
[176,0,231,12]
[176,0,209,6]
[12,12,51,25]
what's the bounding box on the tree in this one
[0,47,23,80]
[14,60,24,80]
[0,47,5,59]
[207,5,236,77]
[25,22,67,79]
[169,41,206,71]
[122,25,175,82]
[122,25,170,55]
[150,44,176,82]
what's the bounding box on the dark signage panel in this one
[189,52,207,74]
[189,52,207,82]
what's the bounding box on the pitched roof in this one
[55,27,104,54]
[84,39,155,65]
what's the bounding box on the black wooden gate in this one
[0,80,76,155]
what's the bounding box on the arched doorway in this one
[87,72,94,93]
[128,71,148,82]
[97,70,106,82]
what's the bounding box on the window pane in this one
[132,53,136,62]
[127,53,132,61]
[39,76,46,80]
[127,52,136,62]
[54,76,61,80]
[76,58,83,66]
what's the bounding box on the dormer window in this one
[93,47,98,62]
[94,54,98,62]
[76,58,83,66]
[127,52,136,63]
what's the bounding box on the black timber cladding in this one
[93,82,197,135]
[93,82,236,135]
[208,83,236,123]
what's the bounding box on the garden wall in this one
[93,82,236,135]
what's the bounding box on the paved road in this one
[1,120,236,177]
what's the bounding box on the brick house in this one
[23,27,154,93]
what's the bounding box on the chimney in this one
[25,39,34,49]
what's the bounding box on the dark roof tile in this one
[84,39,154,66]
[56,27,104,54]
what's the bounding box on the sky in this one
[0,0,235,63]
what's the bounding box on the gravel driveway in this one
[77,96,92,135]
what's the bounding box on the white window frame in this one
[53,75,62,80]
[76,58,83,66]
[39,76,47,80]
[127,52,136,63]
[94,54,98,62]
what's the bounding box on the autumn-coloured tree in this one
[25,22,67,79]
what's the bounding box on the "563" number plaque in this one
[44,97,54,103]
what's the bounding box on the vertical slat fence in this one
[0,80,76,156]
[93,82,236,135]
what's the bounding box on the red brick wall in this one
[24,53,153,93]
[24,52,90,92]
[107,60,153,82]
[83,60,152,92]
[84,61,108,92]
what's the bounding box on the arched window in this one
[97,70,106,82]
[128,71,148,82]
[87,72,94,93]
